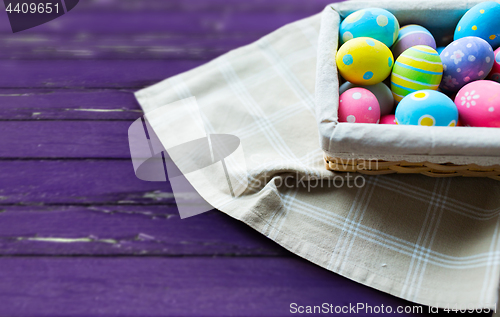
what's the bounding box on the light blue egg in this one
[340,8,399,47]
[454,1,500,49]
[395,90,458,126]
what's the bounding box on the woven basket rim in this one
[324,154,500,179]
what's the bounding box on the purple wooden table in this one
[0,1,487,316]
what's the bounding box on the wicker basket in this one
[315,0,500,179]
[324,155,500,179]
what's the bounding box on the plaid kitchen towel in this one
[135,5,500,309]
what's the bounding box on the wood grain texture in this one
[0,60,204,88]
[0,34,260,60]
[0,160,173,204]
[55,0,334,13]
[0,12,314,35]
[0,0,451,315]
[0,257,429,317]
[0,205,287,256]
[0,0,333,36]
[0,121,133,158]
[0,0,330,61]
[0,89,142,120]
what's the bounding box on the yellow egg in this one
[336,37,394,85]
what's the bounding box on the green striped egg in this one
[390,45,443,102]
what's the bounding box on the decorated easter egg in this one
[340,8,399,48]
[339,81,394,116]
[488,47,500,82]
[336,37,394,85]
[380,114,397,124]
[439,36,494,92]
[392,25,437,60]
[454,1,500,49]
[339,88,380,123]
[391,45,443,103]
[395,90,458,126]
[454,80,500,127]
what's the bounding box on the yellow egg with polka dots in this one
[336,37,394,85]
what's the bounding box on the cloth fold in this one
[135,8,500,309]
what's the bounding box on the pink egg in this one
[488,47,500,83]
[380,114,397,124]
[339,88,380,123]
[454,80,500,127]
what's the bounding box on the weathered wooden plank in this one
[0,121,133,158]
[0,60,204,88]
[0,205,286,256]
[0,257,429,317]
[0,160,173,204]
[0,34,259,60]
[0,89,142,120]
[61,0,334,13]
[0,11,318,35]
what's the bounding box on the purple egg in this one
[439,36,494,93]
[392,24,436,60]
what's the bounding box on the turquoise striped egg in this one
[390,45,443,103]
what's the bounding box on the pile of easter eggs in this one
[335,1,500,127]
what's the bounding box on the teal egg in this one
[454,1,500,49]
[395,90,458,126]
[340,8,399,48]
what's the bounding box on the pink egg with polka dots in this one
[454,80,500,127]
[488,47,500,83]
[380,114,397,124]
[339,88,380,123]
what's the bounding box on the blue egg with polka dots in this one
[340,8,399,47]
[439,36,494,93]
[454,1,500,49]
[395,90,458,127]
